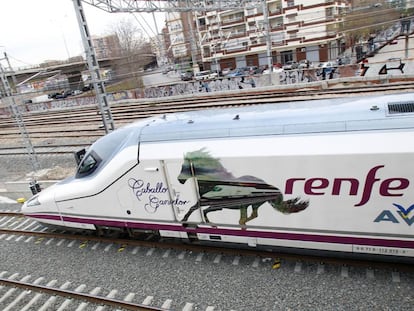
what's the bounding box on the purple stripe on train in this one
[27,213,414,249]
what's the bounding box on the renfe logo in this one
[284,165,410,207]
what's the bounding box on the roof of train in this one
[76,92,414,178]
[131,92,414,142]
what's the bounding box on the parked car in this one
[180,71,194,81]
[263,66,283,74]
[162,66,174,74]
[49,90,72,99]
[318,61,338,69]
[220,67,233,76]
[255,66,266,74]
[282,61,298,70]
[298,59,313,69]
[55,90,72,99]
[48,92,61,99]
[195,70,218,80]
[317,61,337,80]
[241,66,259,74]
[225,68,245,77]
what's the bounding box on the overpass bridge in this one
[1,57,120,92]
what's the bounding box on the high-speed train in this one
[22,92,414,261]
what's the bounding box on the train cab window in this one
[76,151,101,178]
[75,127,132,178]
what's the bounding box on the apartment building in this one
[165,10,199,69]
[166,0,350,71]
[92,35,122,60]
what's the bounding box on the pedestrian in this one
[248,76,256,88]
[202,81,211,92]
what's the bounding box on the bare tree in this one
[107,18,155,88]
[340,1,400,47]
[111,19,145,56]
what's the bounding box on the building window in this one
[326,8,334,19]
[287,0,294,7]
[199,17,206,26]
[203,46,211,57]
[270,17,283,29]
[281,50,294,63]
[169,21,183,32]
[269,1,282,13]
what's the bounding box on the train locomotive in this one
[22,93,414,262]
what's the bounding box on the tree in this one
[340,1,401,51]
[107,18,155,88]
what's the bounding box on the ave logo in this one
[374,203,414,226]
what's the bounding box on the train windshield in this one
[76,127,132,178]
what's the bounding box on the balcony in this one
[270,23,284,31]
[221,17,245,26]
[220,11,245,26]
[269,8,282,16]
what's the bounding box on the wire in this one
[5,54,37,68]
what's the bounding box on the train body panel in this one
[137,132,414,257]
[22,93,414,260]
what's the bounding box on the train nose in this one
[21,194,42,214]
[21,179,44,214]
[21,185,55,215]
[20,186,66,228]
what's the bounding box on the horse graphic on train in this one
[177,148,309,226]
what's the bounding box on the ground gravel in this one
[0,154,76,182]
[0,230,413,310]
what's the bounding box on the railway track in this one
[0,275,168,311]
[2,82,414,129]
[1,212,412,272]
[1,210,413,310]
[0,213,251,310]
[1,82,414,156]
[3,82,414,128]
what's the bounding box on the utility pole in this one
[3,52,17,91]
[262,0,273,85]
[0,63,41,172]
[187,11,200,74]
[400,16,411,59]
[72,0,115,134]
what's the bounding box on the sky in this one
[0,0,165,69]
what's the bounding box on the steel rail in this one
[1,227,413,272]
[0,212,23,217]
[3,85,414,132]
[0,278,166,311]
[2,82,414,120]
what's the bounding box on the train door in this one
[126,160,178,222]
[163,160,203,224]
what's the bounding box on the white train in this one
[22,92,414,261]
